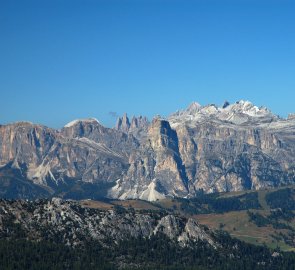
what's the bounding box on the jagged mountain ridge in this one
[169,100,278,126]
[0,120,137,194]
[1,100,295,200]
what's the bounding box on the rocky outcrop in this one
[0,198,214,248]
[115,113,130,134]
[110,118,189,200]
[115,114,149,139]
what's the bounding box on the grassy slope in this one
[79,185,295,252]
[194,186,295,251]
[195,210,295,251]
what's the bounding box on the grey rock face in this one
[115,113,130,133]
[166,101,295,194]
[0,120,136,194]
[0,100,295,201]
[115,114,149,140]
[113,101,295,199]
[0,122,56,169]
[61,118,138,156]
[0,199,214,247]
[110,118,189,200]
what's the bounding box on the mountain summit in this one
[0,100,295,201]
[169,100,277,126]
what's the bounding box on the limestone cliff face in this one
[61,118,138,156]
[34,119,138,187]
[110,118,189,200]
[147,119,188,195]
[0,122,56,168]
[0,101,295,201]
[27,137,129,187]
[168,102,295,194]
[113,101,295,199]
[0,120,134,193]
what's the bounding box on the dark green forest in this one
[1,232,295,270]
[179,191,261,214]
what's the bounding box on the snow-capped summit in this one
[169,100,277,126]
[187,102,202,114]
[223,100,270,117]
[64,118,100,128]
[200,104,219,115]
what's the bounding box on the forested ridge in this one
[0,187,295,269]
[0,233,295,270]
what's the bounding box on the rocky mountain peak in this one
[226,100,271,116]
[148,118,177,150]
[187,102,202,114]
[62,118,103,139]
[130,115,149,129]
[115,114,149,139]
[115,113,130,133]
[169,100,277,127]
[150,117,169,129]
[64,118,100,128]
[222,100,230,108]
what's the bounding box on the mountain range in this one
[1,100,295,201]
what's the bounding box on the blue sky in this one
[0,0,294,128]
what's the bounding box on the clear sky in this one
[1,0,294,128]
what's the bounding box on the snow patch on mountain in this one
[64,118,100,128]
[169,100,278,127]
[76,137,124,158]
